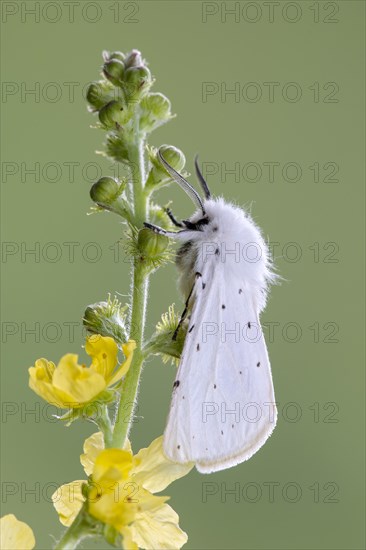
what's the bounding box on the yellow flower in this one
[0,515,35,550]
[52,433,193,549]
[29,336,136,409]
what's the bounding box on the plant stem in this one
[53,118,149,550]
[112,122,149,448]
[54,508,97,550]
[97,404,113,447]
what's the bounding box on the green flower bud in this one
[123,49,143,69]
[86,80,117,111]
[109,51,125,62]
[90,176,120,206]
[124,66,152,103]
[140,93,173,132]
[146,145,186,190]
[98,100,132,128]
[90,177,130,220]
[83,297,128,344]
[138,228,169,260]
[159,145,186,172]
[103,59,125,86]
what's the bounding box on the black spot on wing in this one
[188,324,195,333]
[197,343,200,351]
[173,380,180,388]
[257,362,261,367]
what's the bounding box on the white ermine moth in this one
[145,148,277,473]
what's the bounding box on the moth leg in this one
[173,272,201,341]
[144,222,168,235]
[165,207,184,228]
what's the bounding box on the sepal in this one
[83,295,129,345]
[53,391,117,426]
[105,131,132,164]
[144,305,187,365]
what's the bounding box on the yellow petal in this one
[89,489,136,532]
[0,514,35,550]
[85,335,118,381]
[89,448,168,534]
[32,358,56,381]
[89,485,166,535]
[89,449,136,531]
[52,354,106,406]
[123,438,133,454]
[80,431,105,476]
[92,448,133,484]
[52,481,85,526]
[28,361,66,408]
[120,527,139,550]
[108,340,136,386]
[133,436,194,493]
[129,503,188,550]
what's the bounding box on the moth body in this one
[146,150,278,473]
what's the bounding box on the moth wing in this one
[163,263,277,473]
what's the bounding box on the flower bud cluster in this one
[86,49,174,136]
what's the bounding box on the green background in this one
[1,1,365,549]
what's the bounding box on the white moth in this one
[145,148,277,473]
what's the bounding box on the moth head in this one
[158,147,212,218]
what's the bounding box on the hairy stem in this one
[97,404,113,447]
[112,124,149,447]
[54,508,99,550]
[53,118,149,550]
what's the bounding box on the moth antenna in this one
[158,148,205,214]
[194,155,211,199]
